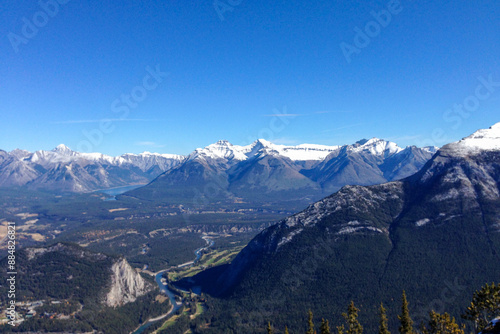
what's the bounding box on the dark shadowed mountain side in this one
[303,139,437,193]
[380,145,437,180]
[128,155,234,204]
[182,123,500,333]
[228,153,321,201]
[123,139,436,208]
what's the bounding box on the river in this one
[195,237,215,262]
[131,236,213,334]
[131,272,181,334]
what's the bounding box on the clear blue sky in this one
[1,0,499,156]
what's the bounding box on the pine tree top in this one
[398,291,414,334]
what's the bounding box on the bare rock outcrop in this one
[105,258,153,307]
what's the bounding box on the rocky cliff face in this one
[105,258,153,307]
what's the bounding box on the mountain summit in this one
[52,143,74,155]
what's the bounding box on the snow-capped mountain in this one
[0,146,185,192]
[124,138,437,205]
[187,140,250,162]
[242,139,339,161]
[0,151,40,187]
[186,139,339,162]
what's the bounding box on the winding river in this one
[131,236,213,334]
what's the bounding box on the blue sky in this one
[1,0,499,156]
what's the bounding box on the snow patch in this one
[415,218,430,227]
[347,220,361,226]
[337,226,383,235]
[277,228,304,248]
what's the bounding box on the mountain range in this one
[0,139,436,206]
[122,138,437,206]
[0,145,184,192]
[183,122,500,332]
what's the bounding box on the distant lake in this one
[95,184,146,200]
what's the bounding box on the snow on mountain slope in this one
[158,138,409,166]
[188,139,340,162]
[348,138,403,156]
[444,122,500,155]
[188,140,249,161]
[259,142,340,161]
[52,144,76,155]
[27,145,185,168]
[422,146,439,154]
[120,152,185,171]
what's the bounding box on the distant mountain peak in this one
[351,137,402,156]
[363,137,383,144]
[254,138,273,146]
[189,140,247,161]
[52,144,73,154]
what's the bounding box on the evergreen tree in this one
[285,326,290,334]
[267,321,274,334]
[398,291,414,334]
[342,301,363,334]
[337,325,345,334]
[379,303,391,334]
[320,318,331,334]
[307,310,315,334]
[422,311,465,334]
[462,282,500,333]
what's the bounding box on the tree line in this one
[265,283,500,334]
